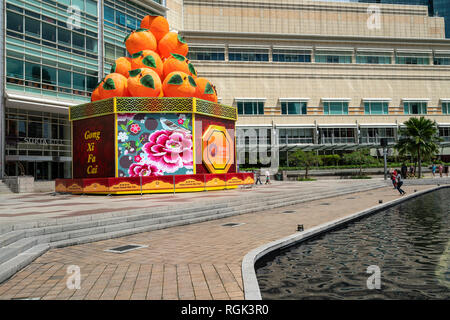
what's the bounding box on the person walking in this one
[390,169,397,189]
[265,170,271,184]
[445,164,449,177]
[254,170,262,185]
[395,170,406,195]
[438,164,443,178]
[431,163,436,177]
[409,165,415,178]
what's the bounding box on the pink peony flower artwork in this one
[128,163,163,177]
[143,129,193,173]
[130,123,141,134]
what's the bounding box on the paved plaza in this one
[0,179,439,300]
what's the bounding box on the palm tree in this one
[395,117,442,178]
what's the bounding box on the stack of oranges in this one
[91,15,218,103]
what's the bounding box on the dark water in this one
[256,188,450,300]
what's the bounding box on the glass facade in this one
[364,101,389,114]
[5,0,99,101]
[434,55,450,65]
[323,101,349,115]
[237,101,265,115]
[404,101,428,114]
[5,108,71,179]
[281,101,307,115]
[396,55,430,65]
[3,0,161,180]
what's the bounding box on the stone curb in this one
[241,184,447,300]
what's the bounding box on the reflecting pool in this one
[256,188,450,299]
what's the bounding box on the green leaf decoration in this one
[124,33,131,43]
[204,82,215,95]
[140,75,155,89]
[120,125,127,131]
[127,120,134,126]
[142,55,157,68]
[177,34,187,44]
[102,78,116,90]
[128,69,142,77]
[183,119,190,129]
[188,63,197,76]
[110,62,117,73]
[168,74,183,85]
[136,147,142,152]
[171,53,186,61]
[188,76,197,87]
[131,51,143,59]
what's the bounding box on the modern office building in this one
[2,0,450,180]
[0,0,166,179]
[176,0,450,166]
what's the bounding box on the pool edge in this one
[241,185,448,300]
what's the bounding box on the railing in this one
[279,137,314,144]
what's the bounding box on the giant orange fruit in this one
[163,53,197,80]
[110,57,132,78]
[195,78,218,103]
[158,32,189,59]
[91,85,101,102]
[125,29,157,55]
[127,68,162,97]
[97,73,128,99]
[162,71,197,97]
[130,50,163,79]
[140,15,169,42]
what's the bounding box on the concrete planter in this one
[4,176,35,193]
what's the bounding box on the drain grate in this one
[282,210,296,214]
[104,244,148,254]
[221,223,245,227]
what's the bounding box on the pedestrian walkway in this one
[0,182,436,300]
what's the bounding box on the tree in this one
[395,117,442,179]
[342,148,376,176]
[290,150,322,179]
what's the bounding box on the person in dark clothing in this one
[401,163,408,179]
[395,170,406,195]
[254,170,262,185]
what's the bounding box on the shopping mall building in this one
[1,0,450,179]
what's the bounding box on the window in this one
[273,49,311,63]
[58,70,72,88]
[86,36,98,53]
[104,6,115,22]
[434,56,450,65]
[319,128,355,144]
[72,32,85,49]
[323,101,349,115]
[73,73,86,91]
[439,127,450,141]
[442,102,449,114]
[42,66,56,85]
[360,128,395,144]
[356,55,391,64]
[58,28,71,45]
[188,47,225,61]
[25,17,40,37]
[7,11,23,33]
[237,101,265,115]
[42,23,56,42]
[315,52,352,64]
[6,58,24,79]
[229,48,269,62]
[404,101,427,114]
[364,102,389,115]
[279,128,314,144]
[396,54,430,65]
[25,62,41,82]
[281,101,307,115]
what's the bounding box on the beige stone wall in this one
[181,0,445,39]
[193,60,450,115]
[166,0,184,31]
